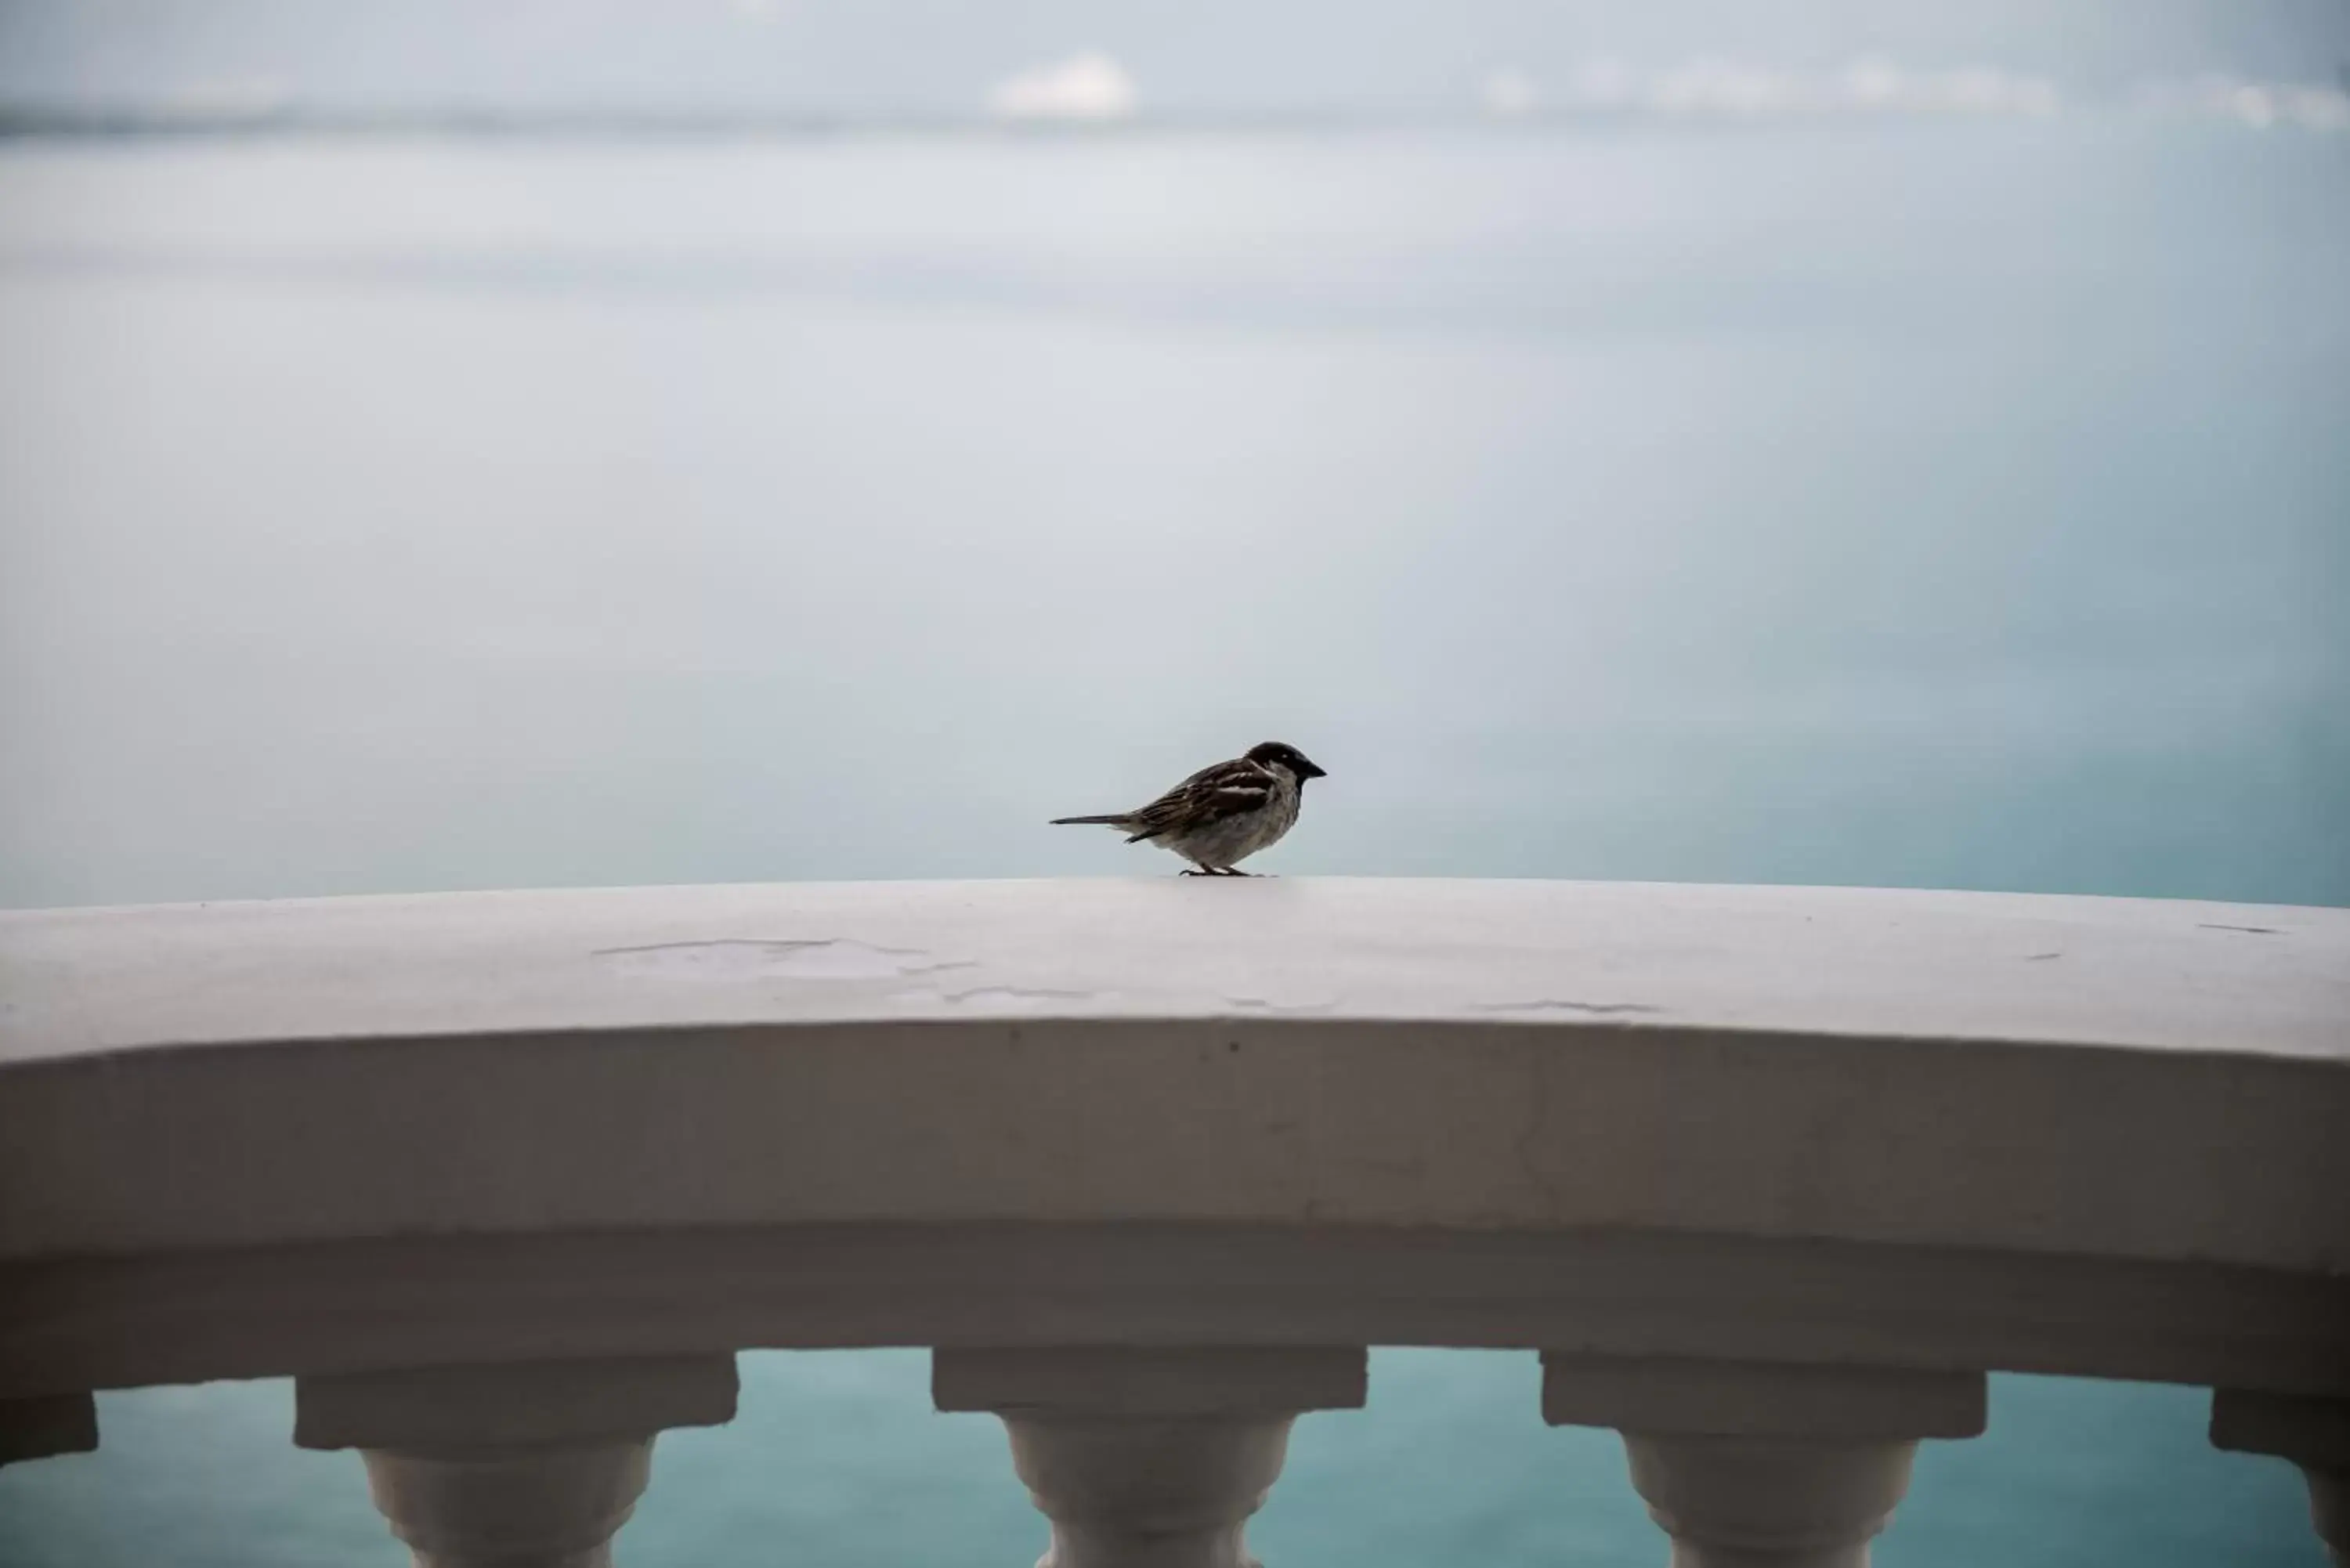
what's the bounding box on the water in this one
[0,123,2343,1563]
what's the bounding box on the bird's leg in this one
[1180,866,1213,876]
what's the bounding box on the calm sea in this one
[0,122,2342,1563]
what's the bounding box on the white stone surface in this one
[2,879,2345,1277]
[5,878,2343,1059]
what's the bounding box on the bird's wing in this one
[1123,757,1278,841]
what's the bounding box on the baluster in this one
[1543,1353,1986,1568]
[295,1354,737,1568]
[935,1346,1366,1568]
[2212,1389,2350,1567]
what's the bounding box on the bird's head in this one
[1246,741,1327,782]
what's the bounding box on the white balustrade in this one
[0,878,2343,1559]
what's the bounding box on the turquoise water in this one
[1,122,2345,1561]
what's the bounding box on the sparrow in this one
[1051,741,1328,876]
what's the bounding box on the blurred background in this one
[1,2,2345,1563]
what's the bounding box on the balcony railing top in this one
[2,877,2345,1407]
[5,876,2344,1064]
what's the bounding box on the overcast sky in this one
[2,0,2346,117]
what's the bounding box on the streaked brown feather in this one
[1122,757,1277,842]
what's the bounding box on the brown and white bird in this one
[1051,741,1327,875]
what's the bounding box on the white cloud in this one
[1666,58,2060,119]
[2137,75,2350,132]
[1480,68,1539,120]
[1653,59,1815,117]
[2287,87,2350,132]
[1533,54,2060,122]
[1564,56,1640,110]
[163,76,291,118]
[1836,60,2059,117]
[1841,56,1906,109]
[987,52,1138,124]
[1934,68,2060,117]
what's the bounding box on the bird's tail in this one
[1049,814,1130,827]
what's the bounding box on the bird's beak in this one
[1300,758,1328,779]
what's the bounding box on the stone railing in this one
[2,878,2345,1567]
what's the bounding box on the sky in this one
[2,0,2347,120]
